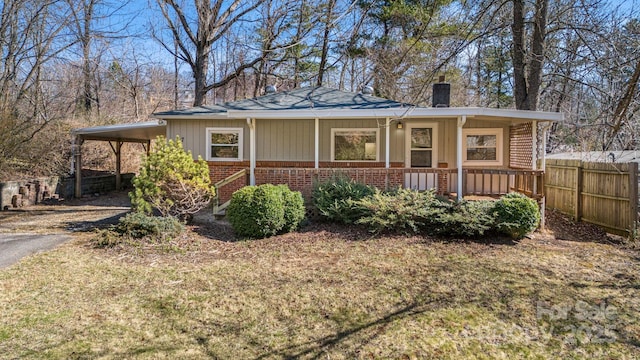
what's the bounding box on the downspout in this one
[457,116,466,201]
[385,117,390,168]
[247,118,256,186]
[315,118,319,169]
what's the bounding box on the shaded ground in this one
[0,192,638,358]
[1,210,639,358]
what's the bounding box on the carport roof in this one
[72,120,166,143]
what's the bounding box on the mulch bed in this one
[544,208,623,244]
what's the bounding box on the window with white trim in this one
[462,128,503,166]
[206,128,243,161]
[331,128,379,161]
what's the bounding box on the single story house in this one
[150,86,563,205]
[72,85,563,207]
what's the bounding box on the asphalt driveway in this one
[0,191,131,269]
[0,233,73,268]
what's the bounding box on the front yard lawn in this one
[0,220,639,359]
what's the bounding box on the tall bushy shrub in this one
[312,175,375,224]
[493,192,541,239]
[227,184,304,239]
[130,136,214,222]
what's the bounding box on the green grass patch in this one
[0,231,639,359]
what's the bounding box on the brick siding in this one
[208,161,454,199]
[255,168,406,198]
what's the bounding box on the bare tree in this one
[66,0,133,116]
[511,0,548,111]
[0,0,75,175]
[154,0,264,106]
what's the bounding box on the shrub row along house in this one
[72,84,563,211]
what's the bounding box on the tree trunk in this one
[511,0,548,111]
[511,0,527,109]
[317,0,336,87]
[193,43,210,106]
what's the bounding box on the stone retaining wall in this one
[0,173,134,209]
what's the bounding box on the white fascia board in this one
[407,107,564,122]
[72,121,164,135]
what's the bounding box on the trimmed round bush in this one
[278,185,306,233]
[227,184,304,239]
[493,192,541,239]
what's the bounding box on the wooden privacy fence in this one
[545,159,639,236]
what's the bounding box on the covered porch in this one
[227,109,557,202]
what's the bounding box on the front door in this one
[405,123,438,190]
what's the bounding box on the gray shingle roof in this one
[153,104,228,117]
[224,86,409,111]
[153,86,409,117]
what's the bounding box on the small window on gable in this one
[462,128,503,166]
[206,128,243,161]
[331,128,379,162]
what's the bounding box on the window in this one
[462,128,503,166]
[331,128,379,161]
[410,127,433,167]
[206,128,243,161]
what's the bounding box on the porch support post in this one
[532,121,538,170]
[247,118,256,186]
[532,121,538,195]
[74,136,83,198]
[540,122,552,172]
[385,117,390,168]
[456,116,466,201]
[115,141,122,190]
[314,118,319,169]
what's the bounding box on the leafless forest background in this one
[1,0,639,180]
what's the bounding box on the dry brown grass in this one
[0,194,639,359]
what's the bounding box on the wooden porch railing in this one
[462,169,544,199]
[397,168,544,198]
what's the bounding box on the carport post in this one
[74,137,83,198]
[115,141,122,190]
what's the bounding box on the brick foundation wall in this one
[509,123,534,169]
[208,161,250,183]
[217,175,248,204]
[255,168,406,198]
[209,161,453,199]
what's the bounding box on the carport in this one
[71,121,166,198]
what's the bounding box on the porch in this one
[213,167,544,207]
